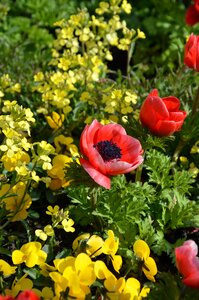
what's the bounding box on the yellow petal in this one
[142,257,157,282]
[94,260,112,280]
[86,235,104,257]
[12,250,25,265]
[133,240,150,260]
[112,255,122,273]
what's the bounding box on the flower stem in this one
[172,137,188,164]
[135,164,143,182]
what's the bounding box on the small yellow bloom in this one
[46,111,65,130]
[62,218,75,232]
[12,241,47,267]
[47,154,72,190]
[0,259,16,277]
[133,240,157,282]
[46,205,60,216]
[35,229,48,241]
[137,28,146,39]
[102,230,122,273]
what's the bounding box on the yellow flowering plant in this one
[1,0,199,299]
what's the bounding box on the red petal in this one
[80,120,102,157]
[162,96,180,111]
[80,158,111,189]
[149,89,159,97]
[185,5,199,26]
[175,240,199,278]
[87,146,107,175]
[140,94,169,132]
[155,120,177,136]
[94,123,126,143]
[183,273,199,288]
[113,134,143,163]
[184,34,199,71]
[105,156,144,175]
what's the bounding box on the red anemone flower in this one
[175,240,199,289]
[79,120,144,189]
[16,291,40,300]
[184,33,199,71]
[139,89,186,136]
[186,0,199,26]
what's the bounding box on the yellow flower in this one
[46,205,60,216]
[0,259,16,277]
[94,260,112,280]
[102,230,119,255]
[35,229,48,241]
[50,253,96,298]
[0,182,32,221]
[32,287,54,300]
[137,28,146,39]
[1,151,30,172]
[104,274,125,298]
[62,218,75,232]
[12,241,47,267]
[54,135,79,157]
[5,274,33,298]
[133,240,157,282]
[46,111,65,130]
[72,233,104,257]
[122,277,150,299]
[102,230,122,273]
[47,154,72,190]
[104,275,150,300]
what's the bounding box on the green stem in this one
[172,137,188,164]
[135,163,143,182]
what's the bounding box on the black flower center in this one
[93,140,122,162]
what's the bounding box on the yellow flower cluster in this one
[33,0,144,121]
[0,229,156,299]
[48,231,152,299]
[35,205,75,241]
[0,74,21,98]
[102,88,138,114]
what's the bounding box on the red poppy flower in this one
[79,120,144,189]
[0,297,14,300]
[175,240,199,289]
[185,1,199,26]
[184,33,199,71]
[139,89,186,136]
[16,291,40,300]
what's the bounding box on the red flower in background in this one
[0,291,40,300]
[184,33,199,71]
[80,120,144,189]
[16,291,40,300]
[175,240,199,288]
[139,89,186,136]
[186,0,199,26]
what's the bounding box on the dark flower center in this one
[93,140,122,162]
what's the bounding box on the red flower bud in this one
[16,291,40,300]
[185,1,199,26]
[175,240,199,289]
[80,119,144,189]
[139,89,186,136]
[184,33,199,71]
